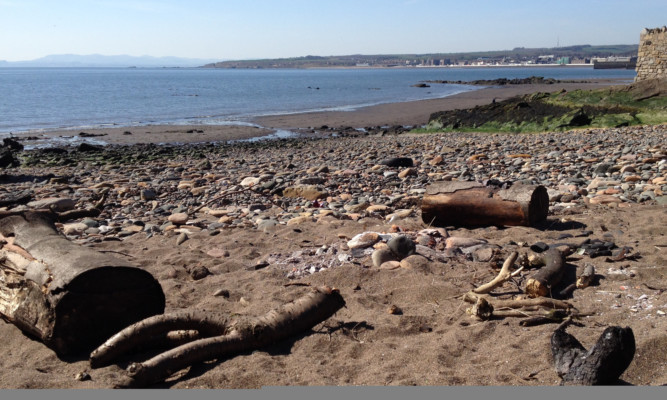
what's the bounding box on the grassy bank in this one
[417,78,667,134]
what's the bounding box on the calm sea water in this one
[0,67,636,135]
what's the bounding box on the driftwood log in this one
[0,211,165,356]
[525,248,567,298]
[551,322,635,385]
[90,286,346,388]
[421,182,548,227]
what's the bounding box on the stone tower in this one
[635,26,667,82]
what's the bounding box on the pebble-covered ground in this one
[0,125,665,388]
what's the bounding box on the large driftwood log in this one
[0,211,165,356]
[90,286,346,388]
[421,182,548,227]
[551,322,635,385]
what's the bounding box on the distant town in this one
[204,44,638,69]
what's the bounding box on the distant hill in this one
[0,54,220,68]
[204,44,639,69]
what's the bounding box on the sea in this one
[0,66,636,136]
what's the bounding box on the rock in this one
[387,235,416,258]
[27,197,76,212]
[589,195,622,205]
[347,232,381,249]
[386,209,413,221]
[176,232,188,245]
[140,189,157,201]
[445,237,488,249]
[189,265,210,280]
[366,204,390,213]
[168,212,189,225]
[257,219,279,231]
[372,248,399,267]
[240,177,261,187]
[0,147,19,168]
[399,254,430,272]
[379,261,401,270]
[287,216,311,226]
[283,185,328,200]
[380,157,413,168]
[398,168,417,179]
[213,288,230,297]
[530,242,550,253]
[344,202,369,213]
[63,222,89,236]
[207,248,230,258]
[472,246,496,262]
[429,155,444,166]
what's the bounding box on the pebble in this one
[168,212,189,225]
[347,232,381,249]
[372,248,399,267]
[387,235,416,258]
[176,232,188,245]
[27,197,76,212]
[399,254,430,271]
[7,123,665,268]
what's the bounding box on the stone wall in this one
[635,26,667,82]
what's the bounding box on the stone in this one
[379,157,413,168]
[63,222,89,236]
[27,198,76,212]
[168,212,189,225]
[589,195,622,205]
[240,177,261,187]
[176,232,188,245]
[445,237,488,249]
[372,248,399,267]
[347,232,381,249]
[379,261,401,270]
[140,189,157,201]
[530,242,550,253]
[429,155,444,166]
[387,235,416,259]
[366,204,390,213]
[189,265,210,280]
[399,254,430,272]
[398,168,417,179]
[282,185,328,200]
[207,248,230,258]
[344,202,369,213]
[472,246,496,262]
[287,216,311,226]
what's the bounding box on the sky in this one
[0,0,665,61]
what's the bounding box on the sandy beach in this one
[1,79,665,389]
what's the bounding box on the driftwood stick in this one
[90,311,231,368]
[92,286,346,388]
[464,292,573,310]
[576,264,595,289]
[472,251,522,294]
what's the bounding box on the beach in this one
[12,79,624,147]
[1,80,665,388]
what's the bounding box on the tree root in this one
[90,286,346,388]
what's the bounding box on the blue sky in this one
[0,0,664,61]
